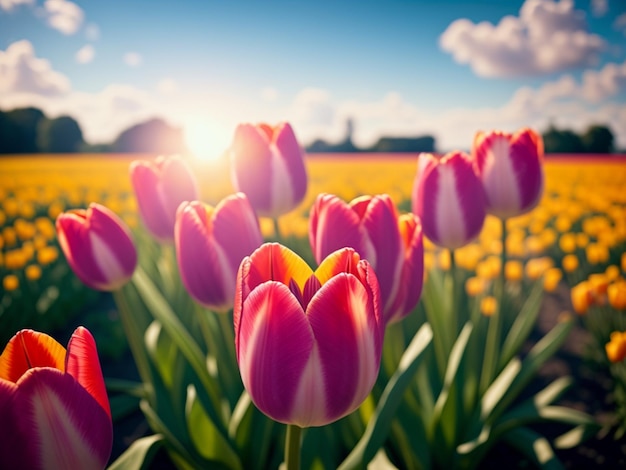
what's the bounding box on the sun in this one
[184,119,232,163]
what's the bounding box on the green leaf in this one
[338,322,433,470]
[107,434,164,470]
[109,393,141,421]
[186,384,243,470]
[503,427,564,470]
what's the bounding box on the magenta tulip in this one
[472,128,544,219]
[412,151,486,250]
[0,327,112,470]
[130,155,199,242]
[175,193,264,311]
[56,203,137,291]
[229,122,308,218]
[310,193,423,324]
[234,243,383,427]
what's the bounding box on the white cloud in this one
[43,0,83,35]
[75,44,94,64]
[261,87,278,102]
[591,0,608,17]
[0,40,70,96]
[0,0,33,11]
[615,13,626,36]
[440,0,606,77]
[157,78,178,94]
[123,52,142,67]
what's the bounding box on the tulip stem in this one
[449,249,458,335]
[285,424,302,470]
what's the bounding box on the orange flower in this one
[606,331,626,363]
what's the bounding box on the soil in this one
[101,281,626,469]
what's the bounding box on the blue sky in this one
[1,0,625,157]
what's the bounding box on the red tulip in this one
[130,155,199,242]
[234,243,383,427]
[472,128,544,219]
[56,203,137,291]
[229,122,308,218]
[310,193,423,324]
[175,193,264,311]
[0,327,112,470]
[412,151,486,250]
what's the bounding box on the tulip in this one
[0,327,112,470]
[175,193,264,311]
[130,155,199,242]
[234,243,383,427]
[606,331,626,363]
[472,128,544,219]
[56,203,137,291]
[411,151,486,250]
[229,122,307,218]
[309,193,423,324]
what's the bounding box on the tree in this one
[112,118,188,154]
[37,116,85,153]
[582,124,614,154]
[0,107,45,153]
[542,125,585,153]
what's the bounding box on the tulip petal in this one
[3,368,112,470]
[314,247,362,286]
[0,330,65,382]
[274,123,307,208]
[130,162,172,240]
[237,281,315,425]
[309,194,369,265]
[230,124,273,214]
[510,128,544,213]
[176,202,232,310]
[306,272,381,425]
[160,156,199,222]
[244,243,313,293]
[65,327,111,418]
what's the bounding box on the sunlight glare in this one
[184,119,231,163]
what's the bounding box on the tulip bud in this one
[130,155,198,242]
[606,331,626,363]
[229,122,308,218]
[175,193,263,312]
[309,193,423,324]
[0,327,112,469]
[472,128,544,219]
[412,152,486,250]
[234,243,383,427]
[56,203,137,291]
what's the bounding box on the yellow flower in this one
[608,280,626,310]
[25,264,42,281]
[37,246,59,266]
[562,254,579,273]
[606,331,626,363]
[525,257,553,281]
[4,249,27,270]
[622,252,626,273]
[480,296,498,316]
[605,265,620,282]
[559,233,576,253]
[543,268,563,292]
[465,277,486,297]
[438,250,450,271]
[3,274,19,292]
[571,281,592,315]
[576,233,589,249]
[586,243,609,265]
[505,260,524,282]
[588,273,610,297]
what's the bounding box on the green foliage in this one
[37,115,85,153]
[542,123,615,154]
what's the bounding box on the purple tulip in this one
[229,122,308,218]
[310,193,423,324]
[56,203,137,291]
[472,127,544,219]
[0,327,112,470]
[175,193,263,312]
[130,155,199,242]
[412,151,486,250]
[234,243,383,427]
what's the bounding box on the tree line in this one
[0,106,618,155]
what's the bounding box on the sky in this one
[1,0,625,159]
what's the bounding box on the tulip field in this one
[1,149,626,469]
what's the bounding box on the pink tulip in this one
[472,128,544,219]
[229,122,308,218]
[412,151,486,250]
[0,327,112,470]
[175,193,264,312]
[234,243,383,427]
[130,155,199,242]
[309,193,423,324]
[56,203,137,291]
